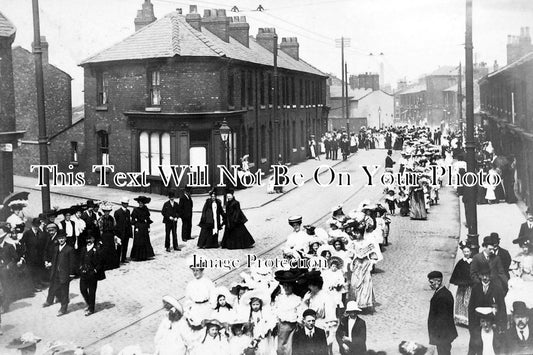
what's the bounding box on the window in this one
[228,71,235,107]
[70,142,78,163]
[97,130,109,165]
[300,120,305,148]
[247,127,254,161]
[247,71,254,106]
[240,71,246,108]
[268,73,273,105]
[139,131,170,176]
[260,72,265,106]
[291,77,295,106]
[299,79,303,106]
[292,121,296,148]
[148,70,161,106]
[97,72,109,106]
[260,125,266,158]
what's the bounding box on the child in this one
[384,189,396,215]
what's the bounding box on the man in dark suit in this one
[60,210,77,248]
[292,309,328,355]
[114,197,132,264]
[43,223,61,282]
[427,271,458,355]
[81,200,99,242]
[331,136,339,160]
[336,301,367,355]
[467,265,507,355]
[178,187,193,241]
[385,149,396,171]
[161,190,181,252]
[20,218,46,290]
[517,207,533,244]
[470,236,508,294]
[78,234,105,316]
[506,301,533,354]
[491,232,512,280]
[43,233,76,316]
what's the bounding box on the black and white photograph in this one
[0,0,532,354]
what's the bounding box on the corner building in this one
[80,3,328,194]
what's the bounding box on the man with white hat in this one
[114,197,132,264]
[335,301,366,355]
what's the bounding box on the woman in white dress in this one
[154,296,187,355]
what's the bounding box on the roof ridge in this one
[169,14,181,55]
[80,12,175,65]
[176,15,226,57]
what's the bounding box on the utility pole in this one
[32,0,50,212]
[345,62,350,135]
[335,37,351,132]
[465,0,478,251]
[273,33,279,163]
[458,62,463,139]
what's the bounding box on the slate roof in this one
[0,11,16,38]
[396,82,427,95]
[429,65,458,76]
[487,51,533,78]
[80,12,326,77]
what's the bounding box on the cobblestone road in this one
[1,150,462,354]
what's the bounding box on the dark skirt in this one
[130,224,155,261]
[495,182,505,201]
[101,231,119,270]
[221,224,255,249]
[197,228,219,248]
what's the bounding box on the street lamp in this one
[219,119,231,202]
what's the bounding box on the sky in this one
[1,0,532,106]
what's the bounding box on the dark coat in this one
[178,192,193,219]
[60,220,77,237]
[224,199,247,230]
[292,325,329,355]
[468,281,507,330]
[494,247,512,280]
[428,286,458,346]
[44,231,64,264]
[20,228,45,266]
[79,245,106,281]
[518,222,533,243]
[450,259,473,286]
[114,207,132,239]
[161,200,180,224]
[49,244,76,284]
[335,316,367,355]
[198,198,225,230]
[505,324,533,354]
[470,252,508,290]
[385,156,395,169]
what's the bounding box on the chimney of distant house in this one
[134,0,156,31]
[186,5,201,31]
[493,60,499,72]
[229,16,249,47]
[31,36,48,64]
[202,9,230,42]
[256,28,276,52]
[176,8,182,14]
[280,37,299,61]
[507,27,533,64]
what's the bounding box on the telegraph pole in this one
[345,62,350,135]
[341,37,345,130]
[336,37,351,132]
[32,0,50,212]
[465,0,478,249]
[273,33,279,163]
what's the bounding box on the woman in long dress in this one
[221,192,255,249]
[198,190,225,249]
[98,204,119,270]
[349,230,380,312]
[449,242,473,326]
[130,196,155,261]
[409,184,427,220]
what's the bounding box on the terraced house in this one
[80,1,329,194]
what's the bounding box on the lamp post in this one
[219,119,231,204]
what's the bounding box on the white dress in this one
[154,318,187,355]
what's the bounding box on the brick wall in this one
[12,46,72,176]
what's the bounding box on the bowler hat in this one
[490,232,500,242]
[86,200,97,208]
[512,301,530,317]
[302,308,317,318]
[482,236,496,247]
[134,196,151,204]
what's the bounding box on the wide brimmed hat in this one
[304,225,316,235]
[8,200,27,210]
[86,200,97,208]
[331,204,343,213]
[329,256,344,269]
[120,197,130,204]
[288,215,302,225]
[101,203,113,212]
[229,282,253,295]
[203,318,225,329]
[458,240,473,250]
[134,196,151,204]
[512,301,530,317]
[308,238,324,248]
[241,289,270,306]
[274,269,301,283]
[475,307,495,320]
[6,332,41,349]
[317,244,335,257]
[162,295,183,315]
[345,301,362,312]
[301,270,322,285]
[512,237,531,246]
[187,254,204,269]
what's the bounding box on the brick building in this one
[79,2,328,194]
[12,41,81,176]
[507,27,532,65]
[480,52,533,207]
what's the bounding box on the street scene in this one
[0,0,532,355]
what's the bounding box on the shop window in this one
[97,130,109,165]
[148,70,161,106]
[139,131,170,176]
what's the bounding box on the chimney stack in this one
[202,9,230,42]
[185,5,201,31]
[280,37,299,60]
[32,36,49,64]
[134,0,157,32]
[493,60,499,72]
[256,28,277,52]
[176,8,182,14]
[229,16,249,47]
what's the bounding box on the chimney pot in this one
[186,5,202,30]
[176,8,182,14]
[229,16,249,47]
[280,36,299,60]
[190,5,197,13]
[201,8,230,42]
[256,28,277,52]
[134,0,157,32]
